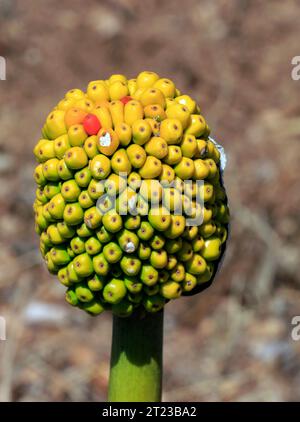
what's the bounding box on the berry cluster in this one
[33,71,229,317]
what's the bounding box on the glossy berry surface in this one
[33,71,229,317]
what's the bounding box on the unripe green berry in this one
[93,253,110,276]
[73,253,94,277]
[70,236,86,255]
[85,236,102,255]
[50,246,71,266]
[101,239,122,263]
[75,167,92,188]
[87,274,105,291]
[160,281,182,299]
[103,279,127,304]
[143,295,165,313]
[75,283,94,302]
[78,190,95,209]
[63,202,84,225]
[65,288,79,306]
[84,206,103,229]
[81,300,106,315]
[61,180,81,202]
[124,276,143,294]
[120,255,141,276]
[44,182,61,200]
[140,265,159,286]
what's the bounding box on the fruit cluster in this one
[33,71,229,317]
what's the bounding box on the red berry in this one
[83,114,101,135]
[120,96,132,105]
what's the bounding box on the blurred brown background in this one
[0,0,300,402]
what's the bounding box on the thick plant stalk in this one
[108,310,164,402]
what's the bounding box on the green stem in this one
[108,310,164,402]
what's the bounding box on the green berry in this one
[66,261,82,283]
[103,242,123,263]
[47,224,65,244]
[90,154,111,179]
[44,182,61,200]
[120,255,141,276]
[70,236,86,254]
[61,180,81,202]
[128,291,143,304]
[148,206,171,231]
[50,246,71,266]
[84,136,98,159]
[140,265,159,286]
[63,202,84,225]
[65,289,79,306]
[201,236,222,261]
[84,206,103,229]
[137,242,151,260]
[165,238,182,254]
[57,222,76,239]
[93,253,110,276]
[34,139,55,162]
[124,276,143,294]
[191,235,204,252]
[73,253,94,277]
[170,263,185,282]
[77,222,94,238]
[124,215,141,230]
[102,211,123,233]
[144,285,160,296]
[85,236,102,255]
[75,167,92,188]
[58,267,71,287]
[68,124,88,146]
[64,146,88,170]
[149,233,165,250]
[36,187,48,204]
[117,229,139,253]
[158,269,169,283]
[185,254,207,275]
[96,226,113,243]
[40,231,52,248]
[88,178,105,200]
[67,246,76,259]
[198,222,216,238]
[87,274,106,291]
[42,158,60,181]
[182,273,197,292]
[57,159,74,180]
[103,278,127,304]
[182,225,198,240]
[48,193,66,219]
[79,190,95,209]
[34,164,47,185]
[176,241,193,261]
[54,134,71,159]
[97,194,114,214]
[150,249,168,269]
[75,283,94,302]
[81,300,106,315]
[165,255,177,271]
[137,221,154,241]
[45,252,59,274]
[160,281,182,299]
[197,262,214,284]
[143,295,165,313]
